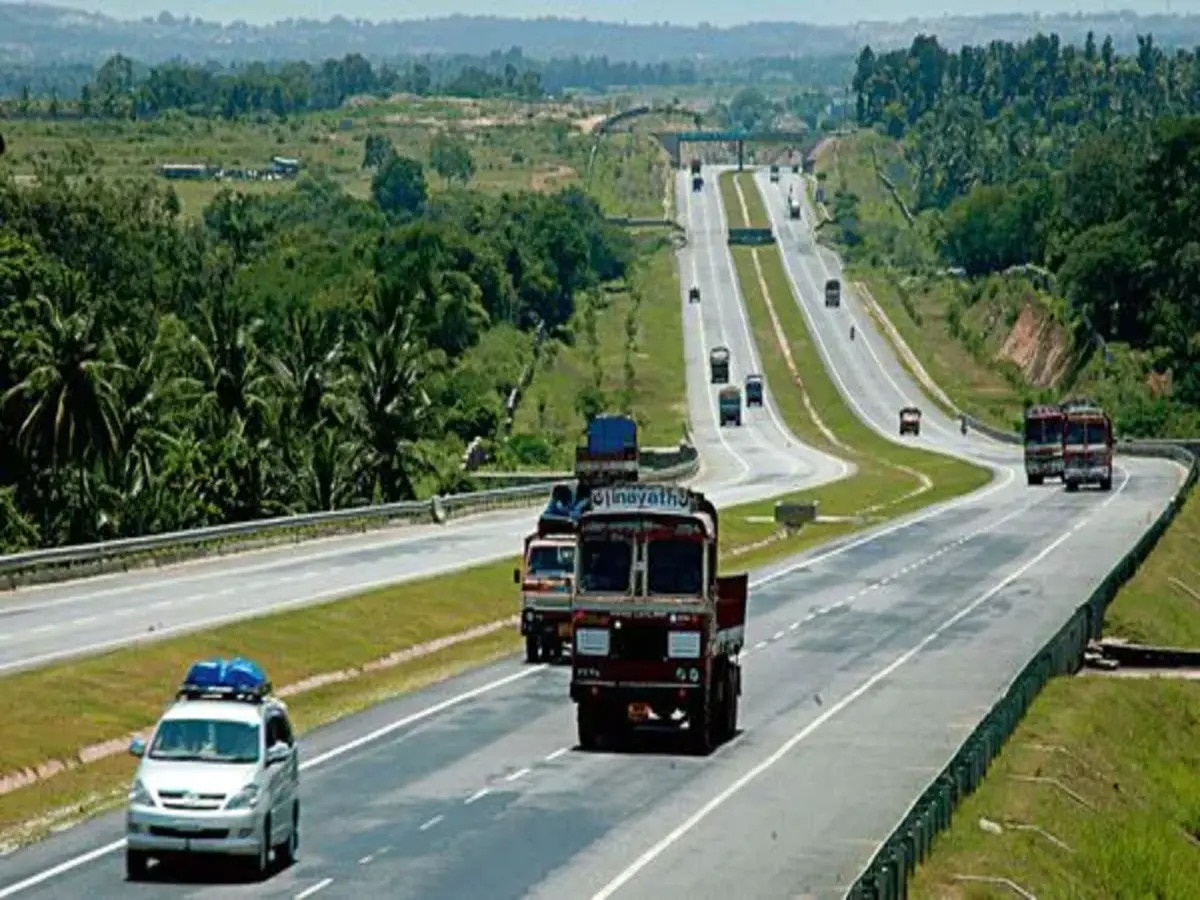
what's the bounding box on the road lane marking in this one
[419,815,444,831]
[504,767,531,782]
[464,788,491,805]
[294,877,334,899]
[590,468,1130,899]
[544,747,569,762]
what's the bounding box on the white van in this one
[125,658,300,881]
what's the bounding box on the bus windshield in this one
[647,539,704,596]
[579,539,632,593]
[1025,417,1064,444]
[1065,420,1108,445]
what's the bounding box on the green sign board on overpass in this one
[728,228,776,246]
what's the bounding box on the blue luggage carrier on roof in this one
[179,656,272,702]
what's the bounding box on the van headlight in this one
[128,779,155,807]
[224,783,261,811]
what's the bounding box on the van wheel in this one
[125,849,149,882]
[251,816,271,879]
[524,635,539,663]
[276,803,299,867]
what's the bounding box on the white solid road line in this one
[0,664,548,899]
[590,468,1132,900]
[293,876,334,899]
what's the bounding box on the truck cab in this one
[1023,404,1066,485]
[787,189,802,220]
[824,278,841,308]
[569,484,747,754]
[745,373,764,407]
[899,406,921,436]
[1061,399,1114,492]
[709,346,730,384]
[688,285,700,303]
[769,164,780,183]
[718,386,742,426]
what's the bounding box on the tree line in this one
[0,148,633,554]
[851,32,1200,422]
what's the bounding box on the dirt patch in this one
[577,113,608,133]
[996,303,1072,388]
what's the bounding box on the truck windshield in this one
[579,539,632,593]
[527,545,573,577]
[1065,421,1108,445]
[150,720,260,764]
[647,539,704,595]
[1025,418,1064,443]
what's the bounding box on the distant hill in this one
[2,4,1200,65]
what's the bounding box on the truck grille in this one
[611,622,668,662]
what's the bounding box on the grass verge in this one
[718,171,991,516]
[908,489,1200,899]
[509,238,686,464]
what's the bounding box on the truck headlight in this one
[224,784,261,811]
[128,778,155,807]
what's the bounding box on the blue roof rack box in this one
[179,656,272,702]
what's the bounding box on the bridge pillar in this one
[737,140,744,171]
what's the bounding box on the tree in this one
[727,87,776,132]
[362,132,395,170]
[371,155,428,220]
[429,133,475,186]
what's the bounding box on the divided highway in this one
[0,180,840,676]
[0,168,1187,900]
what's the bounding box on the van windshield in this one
[150,720,260,764]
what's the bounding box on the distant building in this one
[159,163,214,180]
[270,156,301,177]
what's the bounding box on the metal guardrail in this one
[0,443,701,588]
[846,439,1198,899]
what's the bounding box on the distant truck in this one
[690,158,701,176]
[1061,399,1114,492]
[1023,404,1066,486]
[718,386,742,426]
[787,192,802,220]
[569,484,748,754]
[824,278,841,308]
[899,406,921,436]
[517,415,639,662]
[688,285,701,303]
[692,174,703,192]
[769,164,780,183]
[745,374,764,407]
[709,346,730,384]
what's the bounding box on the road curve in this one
[0,168,1187,900]
[0,176,839,677]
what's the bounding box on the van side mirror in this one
[513,567,521,584]
[267,742,291,766]
[129,737,146,758]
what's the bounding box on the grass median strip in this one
[719,171,992,519]
[907,489,1200,898]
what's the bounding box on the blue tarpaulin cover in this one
[181,657,270,697]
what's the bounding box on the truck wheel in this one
[1100,476,1112,491]
[724,668,739,741]
[1027,474,1043,486]
[577,702,601,751]
[1066,481,1079,493]
[688,694,715,756]
[524,635,539,664]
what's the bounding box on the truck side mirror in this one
[513,567,521,584]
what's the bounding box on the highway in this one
[0,167,1187,900]
[0,172,842,677]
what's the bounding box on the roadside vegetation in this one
[0,91,678,556]
[816,33,1200,437]
[909,488,1200,899]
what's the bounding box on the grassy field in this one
[509,237,686,465]
[815,132,1069,433]
[0,96,671,219]
[908,489,1200,899]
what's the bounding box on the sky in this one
[25,1,1200,27]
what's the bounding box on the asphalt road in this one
[0,171,842,676]
[0,167,1187,899]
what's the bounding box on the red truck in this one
[1061,399,1114,492]
[569,484,748,755]
[1023,404,1066,485]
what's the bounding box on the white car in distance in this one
[125,657,300,882]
